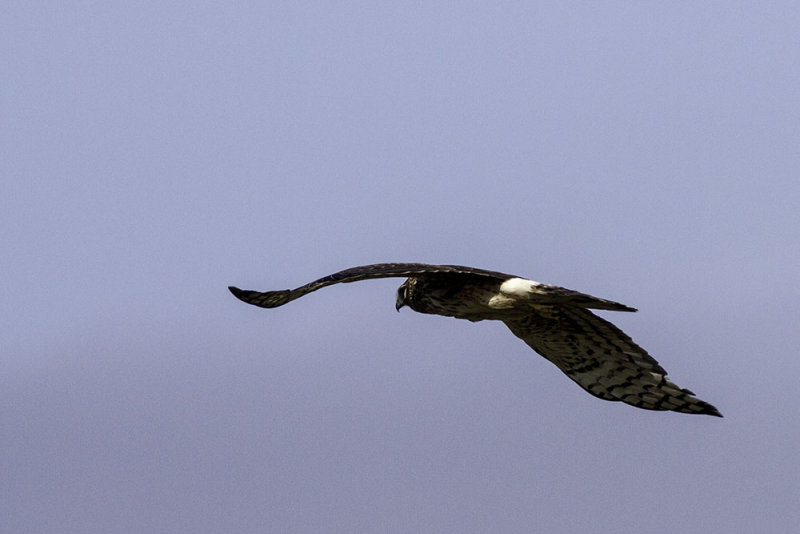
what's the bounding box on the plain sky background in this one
[3,2,799,533]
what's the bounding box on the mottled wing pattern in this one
[504,306,722,416]
[228,263,514,308]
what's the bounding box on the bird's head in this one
[395,280,410,311]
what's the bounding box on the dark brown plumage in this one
[229,263,721,417]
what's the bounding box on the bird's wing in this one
[503,306,722,416]
[229,263,514,308]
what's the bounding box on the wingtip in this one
[228,286,246,300]
[693,400,723,418]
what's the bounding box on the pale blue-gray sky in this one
[3,2,799,533]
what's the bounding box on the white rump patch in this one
[490,277,545,308]
[499,277,541,296]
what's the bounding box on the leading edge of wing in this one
[228,262,516,309]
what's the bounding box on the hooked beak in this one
[396,283,408,312]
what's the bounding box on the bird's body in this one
[229,263,721,417]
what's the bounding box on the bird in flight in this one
[229,263,721,417]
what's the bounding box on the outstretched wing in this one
[229,262,514,308]
[503,307,722,417]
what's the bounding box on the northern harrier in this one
[229,263,721,417]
